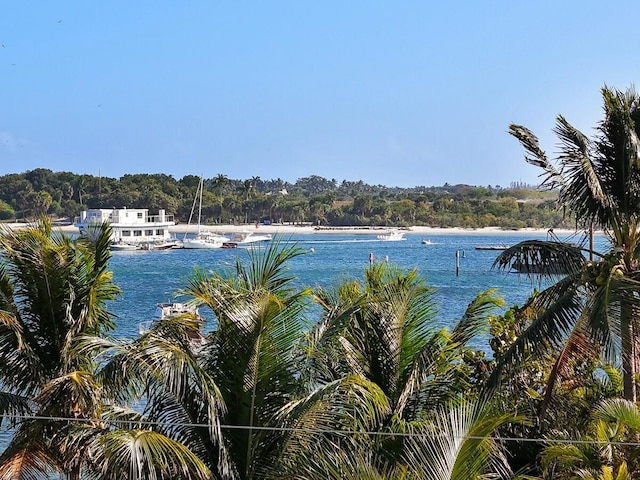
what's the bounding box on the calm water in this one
[108,231,608,337]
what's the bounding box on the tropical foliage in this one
[492,85,640,405]
[0,219,119,479]
[5,85,640,478]
[0,169,566,229]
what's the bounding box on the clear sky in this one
[1,2,638,188]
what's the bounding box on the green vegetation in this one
[0,169,567,229]
[3,85,640,478]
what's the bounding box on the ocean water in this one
[108,231,608,338]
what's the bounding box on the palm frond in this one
[487,272,586,392]
[493,239,587,279]
[402,398,520,480]
[268,375,391,479]
[509,124,564,189]
[0,446,57,480]
[591,398,640,431]
[450,288,505,346]
[554,115,610,227]
[0,391,30,428]
[95,429,212,480]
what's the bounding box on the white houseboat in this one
[75,207,177,248]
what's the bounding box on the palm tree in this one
[492,85,640,402]
[212,173,231,196]
[540,398,640,479]
[178,238,313,479]
[89,310,222,480]
[269,398,519,480]
[269,261,510,478]
[0,219,120,479]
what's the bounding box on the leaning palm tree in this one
[492,85,640,402]
[0,219,120,479]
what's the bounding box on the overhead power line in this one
[1,413,639,447]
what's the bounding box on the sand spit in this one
[1,222,584,237]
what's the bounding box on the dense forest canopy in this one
[0,169,569,228]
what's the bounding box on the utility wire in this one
[2,412,640,447]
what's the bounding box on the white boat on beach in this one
[183,176,231,249]
[376,229,406,241]
[75,207,177,248]
[138,302,200,335]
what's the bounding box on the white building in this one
[75,207,175,245]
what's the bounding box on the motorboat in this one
[376,229,406,241]
[421,239,435,245]
[138,302,200,335]
[226,230,272,247]
[183,231,230,249]
[110,242,142,251]
[141,240,183,250]
[182,176,231,249]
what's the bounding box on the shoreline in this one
[167,225,582,237]
[1,222,585,237]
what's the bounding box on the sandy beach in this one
[167,224,577,237]
[1,222,581,237]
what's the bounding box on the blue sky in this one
[1,2,638,188]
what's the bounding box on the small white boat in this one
[142,239,183,250]
[376,229,406,241]
[475,245,510,251]
[183,231,230,250]
[227,230,272,247]
[421,239,435,245]
[138,302,200,335]
[110,242,142,251]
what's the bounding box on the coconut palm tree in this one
[173,239,314,479]
[0,220,215,480]
[0,219,120,479]
[83,311,221,480]
[269,397,520,480]
[268,261,510,478]
[540,398,640,479]
[492,85,640,402]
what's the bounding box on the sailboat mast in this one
[197,176,203,234]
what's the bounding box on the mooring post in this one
[456,250,460,276]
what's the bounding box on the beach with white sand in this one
[167,224,582,237]
[1,222,583,238]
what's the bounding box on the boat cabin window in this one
[122,230,131,236]
[156,229,164,235]
[145,229,154,236]
[134,230,142,237]
[137,212,143,219]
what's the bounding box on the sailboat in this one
[182,176,230,249]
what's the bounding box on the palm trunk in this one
[69,463,81,480]
[621,306,637,402]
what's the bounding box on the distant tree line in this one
[0,169,573,228]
